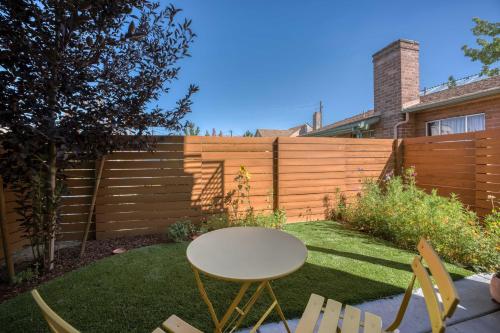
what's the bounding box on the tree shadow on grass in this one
[308,245,413,273]
[300,221,381,242]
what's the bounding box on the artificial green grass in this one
[0,221,472,332]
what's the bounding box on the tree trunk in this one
[46,142,57,271]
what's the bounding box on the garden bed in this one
[0,234,164,303]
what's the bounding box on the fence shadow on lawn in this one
[307,245,414,273]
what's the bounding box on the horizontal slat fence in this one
[0,190,29,258]
[60,162,96,241]
[475,130,500,216]
[403,133,477,208]
[4,130,500,260]
[94,137,275,238]
[3,131,500,259]
[276,137,395,222]
[94,137,201,238]
[1,136,395,256]
[403,129,500,215]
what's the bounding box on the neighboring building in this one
[256,110,323,137]
[256,122,313,137]
[306,39,500,138]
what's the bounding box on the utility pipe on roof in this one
[393,112,410,139]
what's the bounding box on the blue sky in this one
[156,0,499,135]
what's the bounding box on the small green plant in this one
[199,214,230,233]
[324,188,348,221]
[199,210,286,232]
[13,266,39,285]
[167,219,196,243]
[340,167,499,271]
[199,166,286,232]
[225,165,253,221]
[484,195,500,260]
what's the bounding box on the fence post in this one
[273,138,280,211]
[393,139,404,176]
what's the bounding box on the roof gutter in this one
[403,86,500,113]
[305,116,380,137]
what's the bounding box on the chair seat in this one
[162,315,204,333]
[296,294,383,333]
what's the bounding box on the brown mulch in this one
[0,234,166,303]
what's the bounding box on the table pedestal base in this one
[192,267,291,333]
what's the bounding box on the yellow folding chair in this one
[295,238,460,333]
[31,289,202,333]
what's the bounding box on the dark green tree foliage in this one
[462,18,499,77]
[183,122,200,136]
[0,0,197,270]
[243,130,254,137]
[447,75,457,88]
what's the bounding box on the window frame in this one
[425,113,485,136]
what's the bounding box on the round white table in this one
[187,227,307,333]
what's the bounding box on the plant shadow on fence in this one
[199,160,225,214]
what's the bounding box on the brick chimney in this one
[373,39,419,138]
[313,111,322,131]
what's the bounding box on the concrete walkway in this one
[239,273,499,333]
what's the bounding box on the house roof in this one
[418,74,500,105]
[403,74,500,113]
[256,123,312,137]
[404,86,500,113]
[306,74,500,137]
[289,124,312,132]
[306,115,380,137]
[305,109,378,136]
[255,129,296,137]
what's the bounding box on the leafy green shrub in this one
[167,219,197,242]
[339,168,499,271]
[484,200,500,261]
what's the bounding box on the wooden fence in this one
[0,189,28,259]
[276,137,394,222]
[2,130,499,259]
[403,128,500,216]
[0,136,394,257]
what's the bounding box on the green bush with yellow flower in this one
[332,168,499,272]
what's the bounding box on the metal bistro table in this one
[187,227,307,333]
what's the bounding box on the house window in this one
[426,113,485,136]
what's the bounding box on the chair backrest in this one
[31,289,80,333]
[385,238,460,333]
[412,238,460,333]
